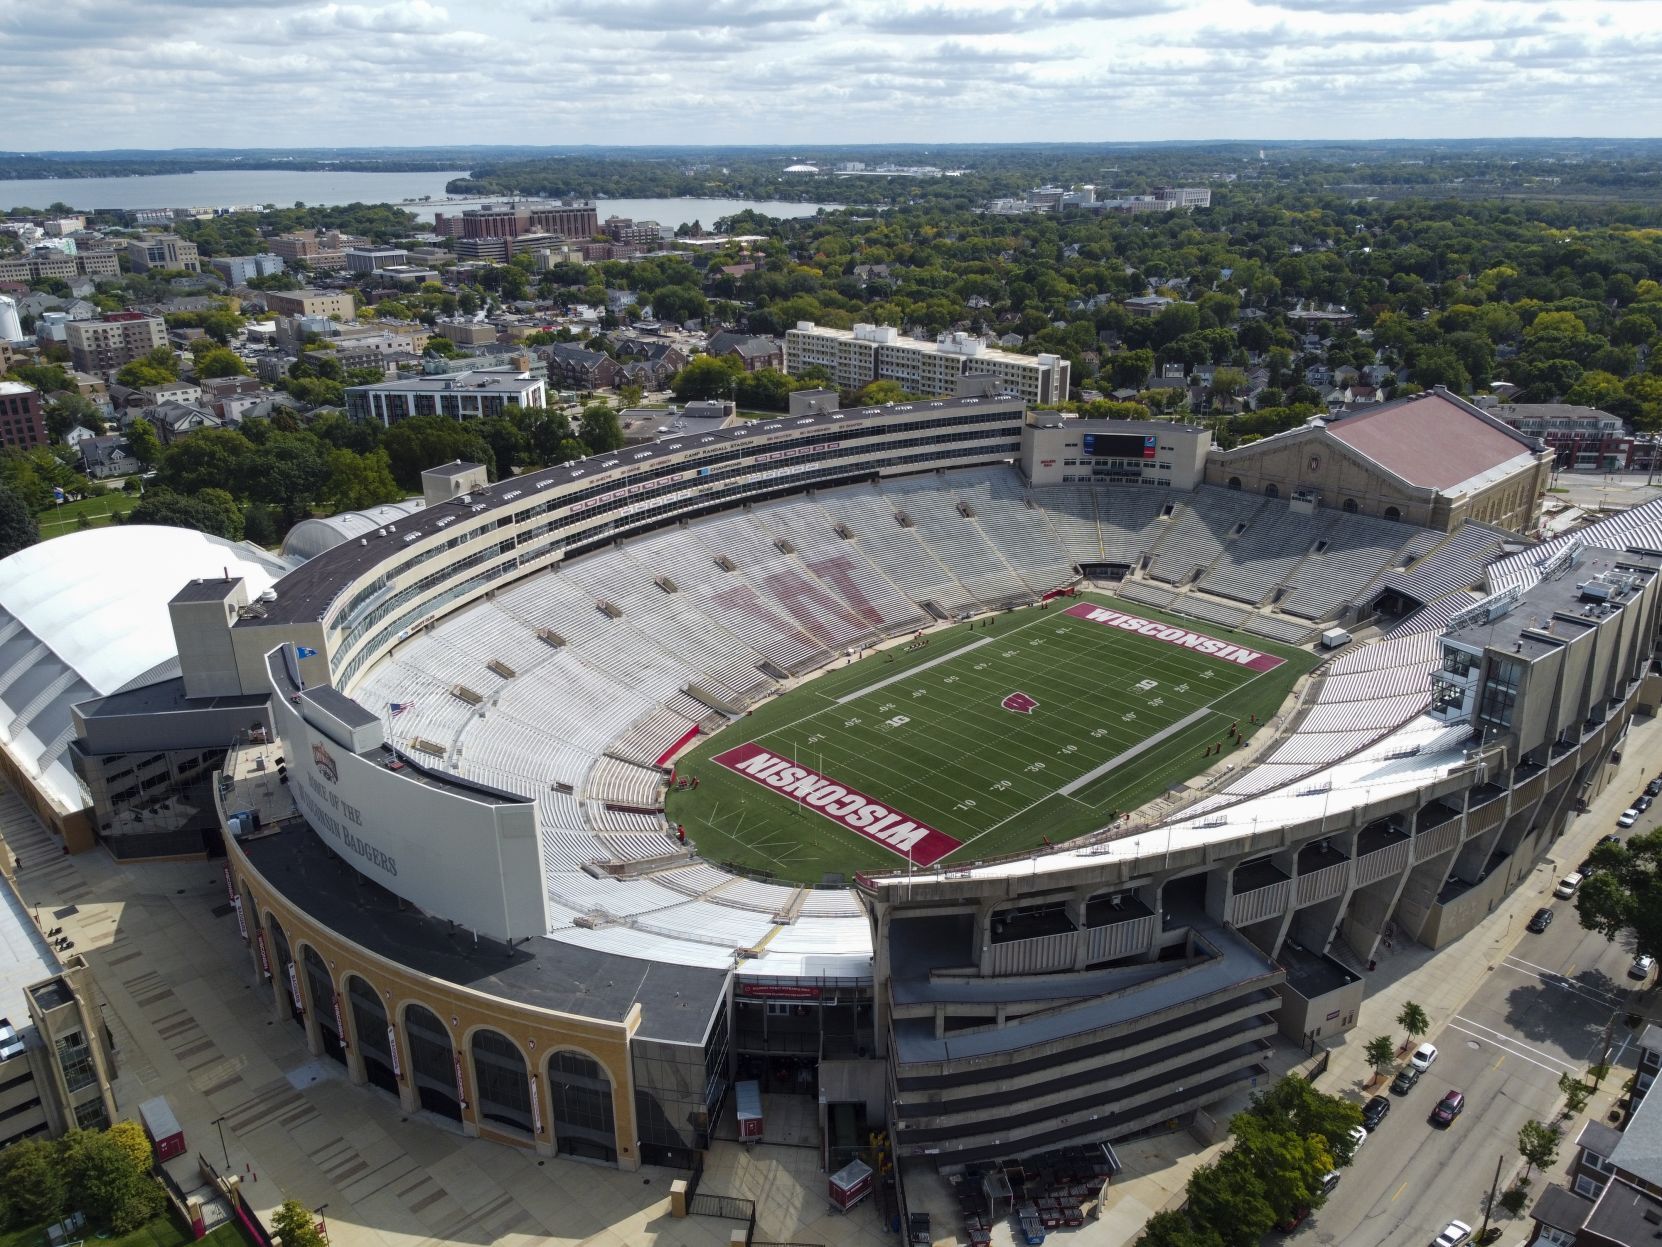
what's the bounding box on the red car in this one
[1431,1089,1465,1127]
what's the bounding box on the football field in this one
[665,594,1315,884]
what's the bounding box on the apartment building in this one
[345,246,409,274]
[123,235,201,273]
[264,288,356,321]
[1489,403,1635,473]
[783,321,1070,406]
[208,253,285,285]
[602,216,664,245]
[0,248,122,283]
[434,201,599,241]
[66,313,168,373]
[344,369,547,425]
[0,382,48,451]
[268,230,353,271]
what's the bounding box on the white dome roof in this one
[281,498,426,562]
[0,526,291,812]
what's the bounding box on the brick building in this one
[0,382,47,450]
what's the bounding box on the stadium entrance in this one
[1078,562,1131,580]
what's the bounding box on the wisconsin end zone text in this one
[1063,603,1285,672]
[711,742,963,866]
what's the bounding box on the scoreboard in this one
[1081,432,1158,459]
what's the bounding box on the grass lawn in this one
[0,1214,244,1247]
[36,492,139,539]
[665,592,1315,884]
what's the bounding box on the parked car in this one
[1431,1089,1465,1126]
[1527,907,1554,932]
[1555,872,1584,898]
[1280,1206,1312,1233]
[1348,1125,1367,1153]
[1319,1171,1340,1194]
[1363,1095,1391,1129]
[1434,1220,1473,1247]
[1619,808,1641,828]
[1603,834,1623,846]
[1639,795,1654,813]
[1411,1042,1439,1072]
[1392,1066,1421,1095]
[1631,954,1656,981]
[1645,778,1661,797]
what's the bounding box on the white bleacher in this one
[877,474,1030,605]
[1381,523,1515,606]
[655,863,735,897]
[750,497,927,633]
[1145,488,1266,585]
[1094,487,1176,565]
[1278,513,1416,620]
[1113,580,1176,609]
[1032,485,1101,563]
[952,469,1078,594]
[799,889,866,918]
[630,900,775,948]
[586,755,664,807]
[1242,615,1315,645]
[1198,502,1324,604]
[1170,594,1250,629]
[708,875,798,912]
[816,483,974,612]
[606,705,698,769]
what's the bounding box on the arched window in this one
[471,1030,534,1136]
[346,976,397,1096]
[1265,483,1280,499]
[1343,498,1359,514]
[1227,477,1242,491]
[404,1004,461,1121]
[1384,506,1401,522]
[301,947,345,1065]
[548,1050,617,1163]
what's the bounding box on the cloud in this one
[538,0,830,31]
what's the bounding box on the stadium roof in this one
[0,526,290,813]
[1326,390,1541,492]
[281,498,426,562]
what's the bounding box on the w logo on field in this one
[1002,691,1038,714]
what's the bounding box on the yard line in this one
[1058,709,1215,797]
[834,637,994,703]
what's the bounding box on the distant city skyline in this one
[4,0,1662,148]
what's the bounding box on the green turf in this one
[37,493,139,538]
[666,593,1316,883]
[0,1214,244,1247]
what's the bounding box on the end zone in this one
[1063,603,1285,672]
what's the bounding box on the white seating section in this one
[346,464,1473,950]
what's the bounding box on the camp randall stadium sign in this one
[712,742,962,867]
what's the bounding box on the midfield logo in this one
[1002,691,1039,714]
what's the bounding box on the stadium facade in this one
[18,392,1662,1174]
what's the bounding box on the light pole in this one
[211,1115,230,1170]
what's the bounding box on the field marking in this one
[1058,708,1215,797]
[835,636,993,704]
[1499,955,1631,1009]
[1448,1015,1574,1074]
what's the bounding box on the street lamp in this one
[211,1115,230,1170]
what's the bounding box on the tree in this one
[45,393,105,441]
[1138,1209,1224,1247]
[1397,1002,1429,1050]
[1576,829,1662,965]
[578,404,625,455]
[271,1198,327,1247]
[671,354,743,401]
[1364,1035,1397,1081]
[474,416,527,476]
[0,482,39,559]
[127,418,163,467]
[855,380,914,406]
[1239,1074,1361,1167]
[244,432,330,528]
[1557,1070,1592,1119]
[194,347,250,379]
[63,1127,164,1234]
[115,346,180,389]
[1107,348,1156,391]
[125,487,243,540]
[381,415,495,489]
[651,284,708,325]
[1517,1119,1560,1184]
[0,1136,68,1224]
[1186,1150,1278,1247]
[1229,1113,1334,1219]
[322,448,402,513]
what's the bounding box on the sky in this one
[5,0,1662,149]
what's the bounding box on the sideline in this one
[833,636,994,704]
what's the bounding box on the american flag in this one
[389,702,413,718]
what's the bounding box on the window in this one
[73,1098,107,1130]
[54,1034,96,1093]
[1582,1150,1616,1175]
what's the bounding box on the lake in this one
[0,170,838,228]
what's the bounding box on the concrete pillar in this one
[670,1180,689,1217]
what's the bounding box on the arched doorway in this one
[471,1030,535,1137]
[1343,498,1359,513]
[1265,483,1279,499]
[1227,477,1241,490]
[301,947,345,1065]
[346,976,398,1096]
[1384,506,1401,521]
[267,918,303,1028]
[547,1050,617,1163]
[404,1004,462,1122]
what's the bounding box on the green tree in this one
[126,418,163,467]
[474,416,527,476]
[0,1136,68,1224]
[125,488,243,540]
[651,284,708,324]
[1364,1035,1397,1081]
[1517,1119,1560,1184]
[45,393,105,441]
[1186,1150,1277,1247]
[0,482,39,559]
[270,1199,327,1247]
[1557,1070,1591,1119]
[322,448,402,513]
[63,1128,164,1234]
[1239,1075,1361,1167]
[1137,1209,1224,1247]
[156,427,248,493]
[115,346,180,389]
[1397,1002,1429,1049]
[381,415,495,489]
[245,432,330,528]
[1576,829,1662,965]
[855,380,914,406]
[1230,1113,1335,1219]
[578,404,625,454]
[671,354,743,401]
[1107,348,1156,391]
[194,347,250,379]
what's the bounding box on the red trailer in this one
[735,1079,764,1143]
[138,1096,186,1162]
[829,1159,874,1213]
